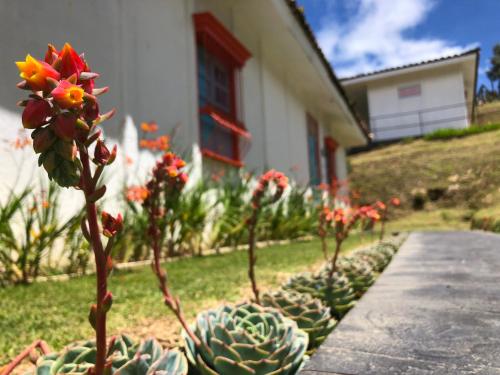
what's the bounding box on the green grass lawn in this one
[387,208,472,232]
[0,235,373,365]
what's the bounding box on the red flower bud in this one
[44,44,59,65]
[179,173,188,184]
[33,128,56,154]
[84,100,100,122]
[391,197,401,207]
[102,291,113,313]
[59,43,85,79]
[53,113,77,141]
[94,142,117,166]
[22,99,51,129]
[101,211,123,238]
[94,140,111,165]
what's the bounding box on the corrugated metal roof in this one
[341,48,480,82]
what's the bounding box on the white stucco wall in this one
[367,68,469,141]
[0,0,356,204]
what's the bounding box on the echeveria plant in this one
[183,303,308,375]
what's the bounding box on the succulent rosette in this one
[30,335,187,374]
[183,303,308,375]
[354,246,392,273]
[325,258,376,297]
[284,272,356,320]
[261,290,336,351]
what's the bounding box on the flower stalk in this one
[247,170,288,304]
[2,340,51,375]
[15,43,120,375]
[141,152,200,346]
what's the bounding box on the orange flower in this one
[126,186,149,203]
[391,197,401,207]
[16,54,60,92]
[51,80,85,109]
[156,135,169,151]
[140,121,159,133]
[375,201,387,211]
[139,135,169,151]
[12,135,31,149]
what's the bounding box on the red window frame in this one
[324,136,338,185]
[193,12,251,167]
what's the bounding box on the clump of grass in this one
[424,123,500,141]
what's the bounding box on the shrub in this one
[423,123,500,141]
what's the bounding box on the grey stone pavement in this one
[301,231,500,375]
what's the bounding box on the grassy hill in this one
[348,128,500,230]
[476,101,500,125]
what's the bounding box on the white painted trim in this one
[342,54,477,86]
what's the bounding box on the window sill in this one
[199,105,251,139]
[201,148,243,168]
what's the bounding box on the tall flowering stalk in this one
[247,170,288,304]
[141,152,200,346]
[15,43,120,375]
[324,205,380,286]
[377,197,401,241]
[318,206,330,260]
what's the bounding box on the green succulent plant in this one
[261,290,336,351]
[331,258,376,297]
[30,335,187,375]
[183,302,308,375]
[354,247,390,273]
[377,242,398,258]
[284,272,356,319]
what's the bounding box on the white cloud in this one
[316,0,477,78]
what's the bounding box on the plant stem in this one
[379,209,387,242]
[321,235,329,260]
[79,145,107,375]
[247,211,260,305]
[3,340,51,375]
[149,196,200,347]
[328,237,343,286]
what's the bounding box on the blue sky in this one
[297,0,499,89]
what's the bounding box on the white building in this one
[342,50,479,142]
[0,0,368,194]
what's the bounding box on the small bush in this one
[424,123,500,141]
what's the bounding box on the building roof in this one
[340,48,480,82]
[283,0,370,140]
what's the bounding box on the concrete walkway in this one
[302,231,500,375]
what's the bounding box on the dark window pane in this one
[200,114,235,160]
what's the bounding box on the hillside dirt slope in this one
[348,129,500,214]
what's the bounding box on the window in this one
[398,84,421,99]
[324,137,338,185]
[306,114,321,185]
[193,12,251,167]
